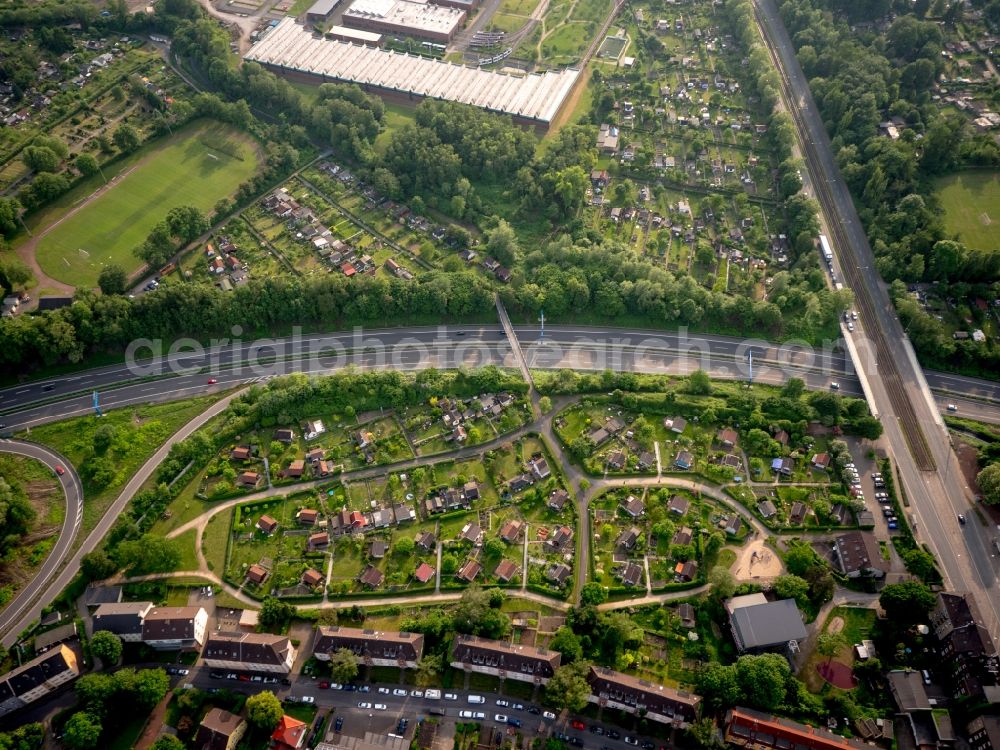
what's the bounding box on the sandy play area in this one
[731,539,784,580]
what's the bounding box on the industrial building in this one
[343,0,465,43]
[244,18,581,131]
[306,0,343,24]
[325,25,384,46]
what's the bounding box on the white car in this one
[378,687,390,694]
[301,696,315,704]
[374,703,387,711]
[496,699,510,707]
[474,712,486,720]
[393,689,407,697]
[444,693,459,701]
[460,711,475,719]
[358,702,373,709]
[410,690,424,698]
[543,711,556,720]
[495,714,509,723]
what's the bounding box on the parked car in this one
[319,682,330,689]
[393,689,407,697]
[444,693,459,701]
[543,712,556,720]
[358,702,372,709]
[496,699,510,707]
[571,720,586,731]
[374,704,387,711]
[378,687,390,694]
[335,717,344,732]
[495,714,508,723]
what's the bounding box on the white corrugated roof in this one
[245,18,579,124]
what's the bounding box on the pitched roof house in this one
[196,708,247,750]
[451,634,561,683]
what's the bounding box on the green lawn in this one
[35,119,259,287]
[934,170,1000,251]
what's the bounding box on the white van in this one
[468,695,486,704]
[424,689,442,700]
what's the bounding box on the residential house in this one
[967,717,1000,750]
[494,559,520,583]
[257,515,279,535]
[717,428,738,448]
[415,531,436,551]
[607,451,626,471]
[665,416,687,433]
[0,645,80,718]
[672,527,693,546]
[588,666,701,725]
[621,495,645,518]
[758,500,777,519]
[331,509,366,534]
[392,504,416,523]
[272,715,308,750]
[638,451,655,470]
[414,562,436,584]
[456,559,482,583]
[313,626,424,668]
[230,446,251,462]
[296,508,319,526]
[668,496,690,516]
[459,522,483,545]
[274,429,295,443]
[196,708,247,750]
[301,568,324,588]
[546,563,572,586]
[141,606,208,651]
[463,481,480,501]
[303,419,326,440]
[833,531,889,578]
[246,564,269,585]
[546,525,574,551]
[529,457,551,480]
[369,540,387,559]
[370,508,393,529]
[617,527,642,550]
[92,602,153,642]
[930,592,999,699]
[811,453,830,470]
[725,516,742,535]
[305,448,324,464]
[726,594,806,654]
[358,565,384,589]
[508,474,534,493]
[619,562,643,587]
[451,634,561,684]
[674,451,694,470]
[500,519,524,544]
[597,123,620,153]
[308,532,330,550]
[237,471,261,489]
[724,708,869,750]
[284,459,305,479]
[548,489,569,512]
[789,502,807,526]
[31,624,74,653]
[771,457,794,477]
[675,560,698,582]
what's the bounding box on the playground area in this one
[730,538,783,580]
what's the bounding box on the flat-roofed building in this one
[202,633,297,674]
[451,634,560,684]
[306,0,343,23]
[726,594,806,654]
[343,0,465,43]
[724,707,870,750]
[587,666,701,725]
[142,606,208,651]
[0,644,80,717]
[325,25,383,45]
[244,18,580,132]
[92,601,153,642]
[313,625,424,668]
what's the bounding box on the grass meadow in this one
[35,120,259,287]
[934,170,1000,251]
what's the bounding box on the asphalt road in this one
[755,0,1000,640]
[186,670,666,749]
[0,440,82,642]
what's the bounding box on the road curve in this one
[0,391,247,648]
[0,440,82,641]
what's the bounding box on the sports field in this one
[934,170,1000,251]
[35,120,259,287]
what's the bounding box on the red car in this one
[319,681,330,689]
[54,465,65,476]
[571,721,586,731]
[207,378,218,385]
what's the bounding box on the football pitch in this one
[35,120,259,288]
[934,170,1000,252]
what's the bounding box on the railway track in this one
[751,0,936,471]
